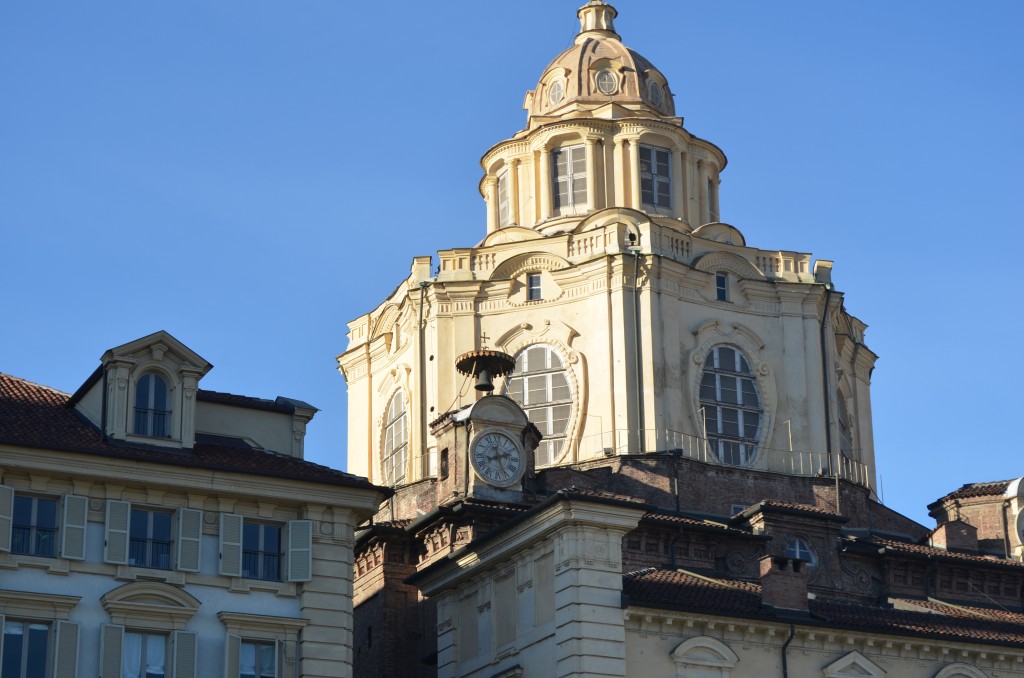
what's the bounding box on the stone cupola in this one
[479,2,726,236]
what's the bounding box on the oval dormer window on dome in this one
[135,373,170,438]
[596,70,617,95]
[548,81,564,107]
[648,80,662,107]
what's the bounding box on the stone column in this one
[628,138,641,210]
[670,147,684,219]
[509,159,520,226]
[539,147,552,221]
[679,149,690,224]
[612,137,626,207]
[585,136,599,210]
[485,176,498,233]
[696,159,708,225]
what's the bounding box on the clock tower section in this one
[432,351,540,504]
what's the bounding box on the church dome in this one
[525,1,675,124]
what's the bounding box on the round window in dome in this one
[596,70,616,95]
[648,81,663,107]
[548,81,564,106]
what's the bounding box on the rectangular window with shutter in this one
[1,487,88,562]
[243,522,281,582]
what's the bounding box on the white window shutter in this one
[99,624,124,678]
[287,519,313,582]
[104,500,131,565]
[176,508,202,572]
[224,634,241,678]
[219,513,244,577]
[0,484,13,552]
[53,620,80,678]
[61,495,88,561]
[172,630,197,678]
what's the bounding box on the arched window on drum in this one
[506,345,572,467]
[699,346,763,466]
[381,392,408,486]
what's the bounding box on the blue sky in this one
[2,1,1021,526]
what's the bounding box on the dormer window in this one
[596,70,617,95]
[134,373,170,438]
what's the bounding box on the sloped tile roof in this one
[872,537,1024,569]
[642,511,752,536]
[623,568,762,614]
[740,499,844,520]
[196,389,299,414]
[934,480,1013,503]
[0,372,379,490]
[624,568,1024,646]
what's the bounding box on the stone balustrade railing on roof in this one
[571,428,871,488]
[436,221,814,284]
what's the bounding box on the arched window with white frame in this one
[382,392,408,486]
[505,345,572,467]
[134,373,171,438]
[699,345,762,466]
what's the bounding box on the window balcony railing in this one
[11,526,56,557]
[243,550,280,581]
[572,428,871,488]
[134,408,170,437]
[129,538,172,569]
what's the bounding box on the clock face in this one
[471,431,523,487]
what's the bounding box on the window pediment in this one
[101,581,200,630]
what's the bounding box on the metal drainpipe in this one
[819,283,837,513]
[782,623,796,677]
[630,244,645,452]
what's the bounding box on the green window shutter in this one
[219,513,243,577]
[0,484,13,552]
[99,624,124,678]
[61,495,88,561]
[172,630,197,678]
[287,520,313,582]
[104,500,131,565]
[52,620,80,678]
[176,508,203,572]
[224,634,240,678]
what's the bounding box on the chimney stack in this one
[759,555,809,613]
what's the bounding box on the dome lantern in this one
[576,1,620,44]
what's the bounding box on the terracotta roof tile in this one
[642,511,752,536]
[0,372,379,491]
[934,480,1013,503]
[872,537,1024,568]
[623,568,762,615]
[733,499,843,521]
[624,568,1024,646]
[815,598,1024,646]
